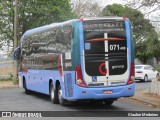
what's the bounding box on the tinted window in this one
[83,20,127,76]
[135,66,143,69]
[22,24,73,70]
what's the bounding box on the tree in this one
[146,30,160,64]
[18,0,75,37]
[102,4,159,64]
[126,0,160,37]
[136,29,159,64]
[126,0,160,16]
[0,0,75,53]
[135,41,151,64]
[0,0,14,52]
[72,0,102,18]
[102,4,155,42]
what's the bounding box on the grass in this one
[0,73,19,85]
[13,79,19,85]
[0,78,18,85]
[0,78,12,81]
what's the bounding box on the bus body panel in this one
[19,69,135,100]
[67,83,135,100]
[19,69,76,99]
[71,21,81,69]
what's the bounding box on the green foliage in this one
[0,73,14,81]
[156,64,160,72]
[8,73,14,80]
[0,73,18,84]
[102,4,154,42]
[0,0,76,50]
[0,78,9,81]
[0,0,14,48]
[13,78,19,85]
[135,41,150,64]
[102,4,159,64]
[19,0,76,35]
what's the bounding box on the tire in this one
[144,75,148,82]
[104,100,114,106]
[58,85,68,106]
[89,100,101,104]
[50,83,59,104]
[156,73,159,78]
[23,79,31,94]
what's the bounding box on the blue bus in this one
[15,17,135,106]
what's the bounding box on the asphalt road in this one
[135,80,152,91]
[0,82,160,120]
[0,87,159,111]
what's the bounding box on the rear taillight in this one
[75,65,87,88]
[79,18,83,22]
[127,63,135,85]
[123,17,127,20]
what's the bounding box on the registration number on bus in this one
[102,90,113,94]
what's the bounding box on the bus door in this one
[83,20,129,87]
[58,53,72,95]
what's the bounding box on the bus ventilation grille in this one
[64,73,73,97]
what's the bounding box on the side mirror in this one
[13,46,21,60]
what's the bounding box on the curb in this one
[129,96,160,108]
[0,85,19,89]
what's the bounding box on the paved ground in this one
[0,81,160,108]
[0,83,159,120]
[0,87,160,111]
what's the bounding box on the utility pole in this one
[13,0,19,79]
[14,0,18,48]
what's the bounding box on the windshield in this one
[83,19,127,76]
[135,66,143,69]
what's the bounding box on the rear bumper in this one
[135,73,144,80]
[67,83,135,101]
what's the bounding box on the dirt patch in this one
[0,81,18,89]
[143,91,160,100]
[129,90,160,108]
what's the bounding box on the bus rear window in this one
[83,20,127,76]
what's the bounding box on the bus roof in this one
[20,17,127,42]
[82,17,125,21]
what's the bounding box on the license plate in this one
[102,90,112,94]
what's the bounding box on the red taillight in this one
[75,65,87,88]
[127,63,135,85]
[123,17,127,20]
[79,18,83,22]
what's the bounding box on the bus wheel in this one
[104,100,114,106]
[50,83,58,104]
[23,79,30,94]
[58,85,68,106]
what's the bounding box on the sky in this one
[100,0,160,20]
[100,0,126,6]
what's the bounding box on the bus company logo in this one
[92,76,97,82]
[2,112,11,117]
